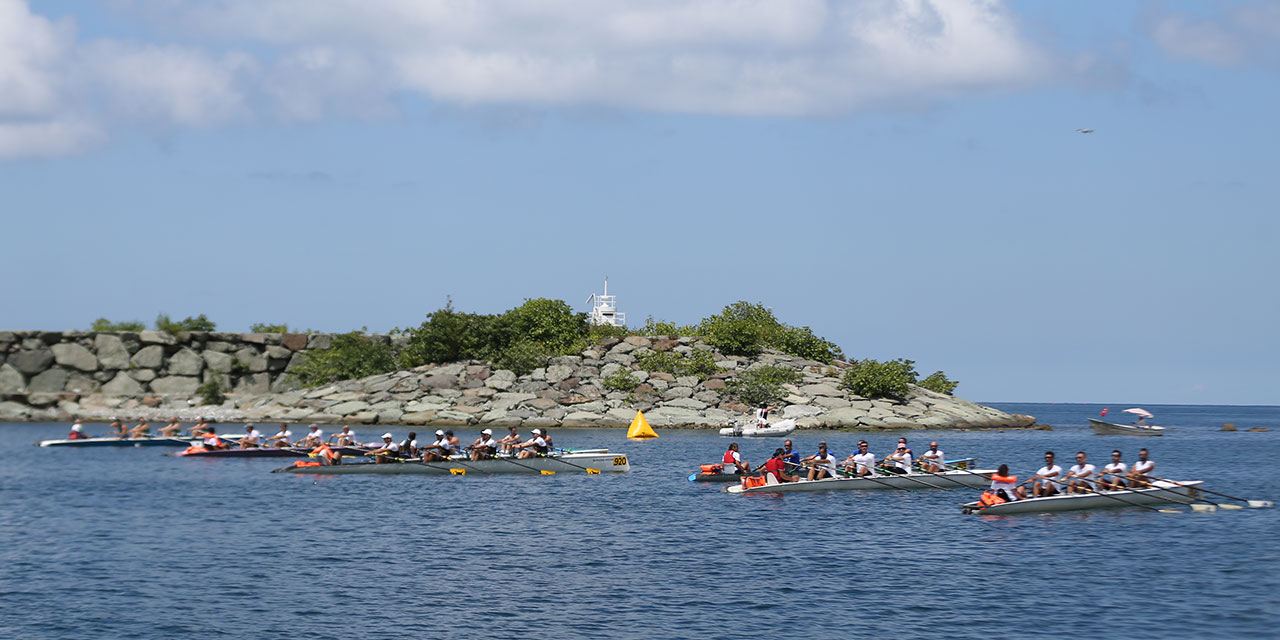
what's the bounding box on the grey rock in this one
[94,335,131,370]
[782,404,824,419]
[0,363,27,393]
[139,331,177,345]
[662,386,694,400]
[420,374,457,390]
[265,345,292,360]
[485,370,516,390]
[203,351,233,373]
[205,341,235,353]
[644,407,705,426]
[609,341,637,355]
[307,334,333,350]
[150,376,201,395]
[675,375,699,388]
[52,343,98,371]
[102,372,145,395]
[167,348,205,376]
[663,398,708,410]
[234,348,269,373]
[128,369,157,382]
[28,368,68,392]
[329,400,372,415]
[800,383,844,397]
[64,372,100,393]
[545,364,574,383]
[130,345,164,369]
[814,396,852,409]
[233,373,271,394]
[10,349,54,374]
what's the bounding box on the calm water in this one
[1,403,1277,639]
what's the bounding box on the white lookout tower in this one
[586,278,626,327]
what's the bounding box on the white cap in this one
[435,430,445,436]
[381,432,393,439]
[531,429,541,435]
[481,429,492,435]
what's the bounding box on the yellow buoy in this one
[627,410,658,439]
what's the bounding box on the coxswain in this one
[989,464,1022,501]
[468,429,500,460]
[1063,451,1096,494]
[236,423,262,449]
[264,424,292,448]
[110,418,127,439]
[1029,451,1063,497]
[67,419,90,440]
[366,433,401,464]
[843,440,876,476]
[399,431,419,458]
[128,418,151,439]
[802,442,838,480]
[200,427,226,450]
[187,417,210,436]
[918,441,945,472]
[515,429,549,459]
[295,424,324,448]
[1128,448,1156,488]
[755,403,777,428]
[762,448,797,483]
[332,425,358,447]
[881,443,913,475]
[1098,450,1127,490]
[497,426,522,454]
[158,417,182,437]
[722,442,751,474]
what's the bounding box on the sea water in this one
[1,403,1276,639]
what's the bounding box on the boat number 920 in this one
[613,456,627,466]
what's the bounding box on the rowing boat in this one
[1089,418,1165,436]
[176,446,371,458]
[718,418,797,438]
[272,451,631,475]
[37,436,197,447]
[725,468,995,494]
[960,480,1201,515]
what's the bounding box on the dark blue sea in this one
[2,403,1277,639]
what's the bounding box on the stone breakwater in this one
[0,332,1035,430]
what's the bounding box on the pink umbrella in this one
[1123,408,1154,418]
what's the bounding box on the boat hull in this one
[962,480,1201,515]
[273,452,631,475]
[1089,419,1165,436]
[38,436,197,447]
[177,446,370,458]
[726,469,994,493]
[718,419,797,438]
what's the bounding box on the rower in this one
[158,417,182,437]
[801,442,838,481]
[989,464,1022,501]
[295,424,324,448]
[332,425,358,447]
[1064,451,1096,494]
[780,439,800,469]
[68,419,90,440]
[187,417,210,436]
[1099,450,1127,491]
[515,429,549,459]
[843,440,876,477]
[264,424,293,448]
[896,437,914,458]
[109,418,127,439]
[722,442,750,474]
[468,429,500,460]
[497,426,522,454]
[236,423,262,449]
[1128,448,1156,488]
[762,448,797,483]
[1029,451,1063,497]
[422,430,449,461]
[399,431,418,458]
[366,433,401,464]
[918,441,945,472]
[128,418,151,439]
[540,429,553,451]
[200,427,226,450]
[441,431,462,457]
[881,443,913,475]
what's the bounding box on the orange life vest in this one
[742,475,767,489]
[991,475,1018,484]
[700,464,725,474]
[294,460,322,467]
[978,490,1007,507]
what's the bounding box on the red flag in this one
[1100,407,1109,417]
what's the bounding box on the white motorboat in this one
[961,480,1201,515]
[725,468,994,494]
[273,451,630,475]
[718,418,797,438]
[1089,419,1165,436]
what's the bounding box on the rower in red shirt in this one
[762,448,797,483]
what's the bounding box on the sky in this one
[1,0,1276,405]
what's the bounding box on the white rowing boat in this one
[37,436,198,447]
[725,468,995,494]
[272,451,630,475]
[961,480,1201,515]
[718,418,797,438]
[1089,418,1165,436]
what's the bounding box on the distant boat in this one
[1076,128,1095,134]
[1089,418,1165,436]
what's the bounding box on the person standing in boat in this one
[762,448,797,483]
[127,418,151,439]
[1029,452,1063,497]
[1063,452,1096,493]
[918,441,945,472]
[1098,450,1128,490]
[468,429,500,460]
[68,419,89,440]
[515,429,549,459]
[721,442,751,474]
[881,443,913,475]
[755,404,776,428]
[264,424,292,448]
[158,417,182,437]
[1128,449,1156,488]
[802,442,838,480]
[842,440,876,476]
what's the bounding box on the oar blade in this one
[1190,503,1217,512]
[586,468,601,474]
[1217,504,1244,510]
[1248,500,1274,508]
[688,473,698,482]
[450,468,466,476]
[540,470,556,475]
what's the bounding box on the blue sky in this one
[2,1,1276,405]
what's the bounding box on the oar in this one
[487,454,558,475]
[536,453,602,474]
[787,461,906,491]
[871,465,952,490]
[1092,471,1227,510]
[1143,474,1273,509]
[1043,477,1179,514]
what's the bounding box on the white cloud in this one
[1149,3,1280,67]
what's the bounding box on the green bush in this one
[250,323,289,334]
[722,365,801,407]
[399,301,496,367]
[197,378,226,405]
[496,298,587,355]
[698,301,839,363]
[492,339,548,376]
[156,313,216,334]
[602,368,640,393]
[634,349,718,380]
[90,318,146,332]
[840,358,918,399]
[918,371,959,395]
[777,326,843,364]
[290,332,397,387]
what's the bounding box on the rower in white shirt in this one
[515,429,549,459]
[331,425,358,447]
[1099,450,1128,490]
[1128,448,1156,488]
[918,441,945,472]
[1029,451,1064,497]
[421,430,449,461]
[468,429,500,460]
[1064,451,1096,494]
[295,424,324,448]
[802,442,838,480]
[842,441,876,477]
[264,424,292,448]
[881,443,913,474]
[366,433,401,464]
[236,424,262,449]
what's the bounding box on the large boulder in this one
[28,368,68,392]
[203,351,233,373]
[10,349,54,375]
[0,363,27,392]
[150,375,201,395]
[167,348,205,376]
[102,372,144,395]
[52,343,98,371]
[130,345,164,369]
[235,348,269,373]
[94,334,131,370]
